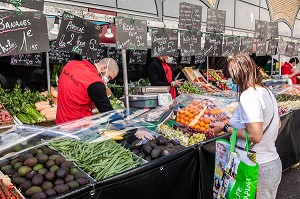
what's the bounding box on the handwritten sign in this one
[106,47,122,65]
[194,53,206,65]
[285,42,295,57]
[254,20,267,39]
[222,36,240,57]
[115,17,147,50]
[82,46,106,63]
[180,31,201,57]
[151,28,178,57]
[203,33,223,57]
[278,40,286,55]
[180,56,191,64]
[293,43,299,56]
[0,0,44,11]
[266,22,278,39]
[129,50,147,64]
[49,40,74,64]
[56,12,102,59]
[256,40,266,56]
[178,2,202,30]
[10,53,42,66]
[0,11,49,57]
[240,37,254,55]
[206,9,226,33]
[267,40,278,55]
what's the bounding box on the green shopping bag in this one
[213,129,259,199]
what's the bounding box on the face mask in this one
[166,57,173,64]
[101,67,109,84]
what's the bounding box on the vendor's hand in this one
[135,130,155,140]
[171,80,184,87]
[210,122,225,135]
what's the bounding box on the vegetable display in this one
[48,139,140,181]
[0,180,22,199]
[278,101,300,111]
[178,82,204,95]
[156,124,189,146]
[109,98,125,110]
[35,101,57,122]
[0,104,13,125]
[276,94,300,102]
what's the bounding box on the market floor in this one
[276,165,300,199]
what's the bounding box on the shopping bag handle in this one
[230,128,250,153]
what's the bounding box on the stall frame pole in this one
[271,57,274,76]
[279,54,281,75]
[206,56,209,82]
[121,49,130,112]
[46,52,51,93]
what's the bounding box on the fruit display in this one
[216,82,230,91]
[0,179,23,199]
[156,124,190,146]
[208,70,223,82]
[278,106,287,115]
[278,101,300,111]
[0,103,14,126]
[129,135,186,161]
[0,146,90,198]
[202,71,217,82]
[48,139,140,181]
[182,67,207,84]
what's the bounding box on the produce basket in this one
[182,67,207,83]
[0,103,14,126]
[0,170,25,199]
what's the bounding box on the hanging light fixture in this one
[104,23,114,38]
[50,16,60,35]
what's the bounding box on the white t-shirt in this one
[229,87,280,164]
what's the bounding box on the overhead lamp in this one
[105,24,114,38]
[50,16,60,35]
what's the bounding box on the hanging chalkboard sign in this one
[180,56,191,64]
[222,36,240,57]
[151,28,178,57]
[203,33,223,57]
[82,46,106,63]
[169,50,179,65]
[180,31,201,57]
[206,9,226,33]
[256,40,266,56]
[10,53,42,66]
[0,11,50,57]
[266,22,279,40]
[56,12,102,59]
[178,2,202,30]
[128,50,147,64]
[49,40,74,64]
[285,42,295,57]
[293,43,300,56]
[115,17,147,50]
[267,40,278,55]
[194,53,206,65]
[254,20,267,39]
[240,37,254,55]
[0,0,44,11]
[278,40,286,55]
[106,47,122,65]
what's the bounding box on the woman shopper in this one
[210,52,282,199]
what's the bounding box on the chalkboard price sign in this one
[194,53,206,65]
[178,2,202,30]
[0,11,50,57]
[240,37,254,55]
[266,22,279,40]
[49,40,74,64]
[206,9,226,33]
[285,42,295,57]
[203,33,223,57]
[255,20,268,39]
[10,53,42,66]
[129,50,147,64]
[56,12,102,59]
[180,31,201,57]
[0,0,44,11]
[222,36,240,57]
[293,43,300,56]
[115,17,147,50]
[106,47,123,65]
[267,40,278,55]
[256,40,266,56]
[278,40,286,55]
[82,46,106,63]
[151,28,178,57]
[180,56,191,64]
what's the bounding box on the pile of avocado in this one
[0,146,89,199]
[130,135,186,162]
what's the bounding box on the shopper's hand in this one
[135,130,155,140]
[171,80,184,87]
[210,122,225,134]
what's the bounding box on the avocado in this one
[13,162,23,170]
[142,143,152,155]
[28,148,38,156]
[56,168,68,179]
[24,157,38,167]
[75,178,89,186]
[32,174,43,186]
[144,156,152,162]
[45,160,55,169]
[48,155,60,161]
[45,188,56,197]
[13,173,20,179]
[41,181,53,191]
[74,172,85,179]
[53,179,64,186]
[36,153,48,164]
[54,184,69,194]
[38,168,48,176]
[19,180,32,191]
[161,149,172,157]
[49,165,59,172]
[31,192,47,199]
[0,161,9,167]
[54,157,65,166]
[42,147,54,156]
[156,136,167,145]
[66,181,79,190]
[12,144,23,152]
[18,166,32,176]
[20,153,33,161]
[166,142,174,148]
[10,159,20,166]
[33,164,44,172]
[149,141,157,148]
[174,145,186,151]
[36,149,43,154]
[44,171,55,181]
[137,152,145,158]
[13,177,26,185]
[130,139,143,149]
[64,174,74,183]
[151,148,162,159]
[1,164,13,172]
[132,149,140,155]
[69,167,78,175]
[25,186,43,197]
[60,161,72,170]
[170,140,180,146]
[5,169,17,176]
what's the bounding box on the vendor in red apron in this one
[148,56,183,99]
[281,57,299,84]
[56,58,154,140]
